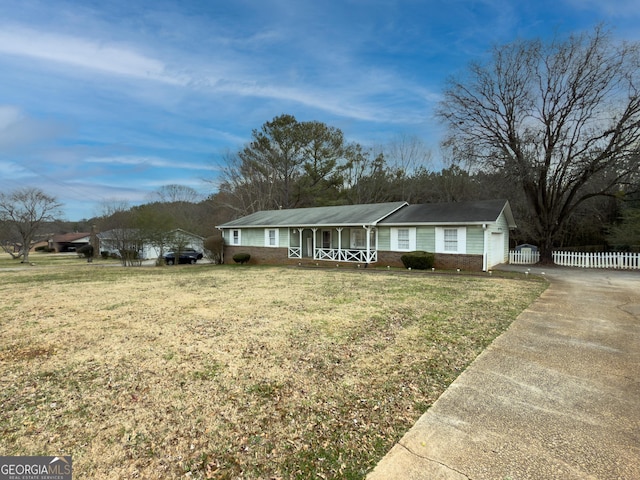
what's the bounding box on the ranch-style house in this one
[217,199,515,271]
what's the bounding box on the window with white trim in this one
[349,229,376,249]
[435,227,466,254]
[397,229,410,250]
[231,229,241,245]
[264,228,279,247]
[391,227,416,251]
[350,229,365,249]
[444,228,458,252]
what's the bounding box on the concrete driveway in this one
[367,266,640,479]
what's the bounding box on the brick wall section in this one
[224,245,484,271]
[378,251,483,271]
[376,251,406,268]
[434,253,483,271]
[224,246,305,266]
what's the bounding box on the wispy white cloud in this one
[0,105,64,150]
[85,155,217,172]
[2,0,637,220]
[0,25,188,85]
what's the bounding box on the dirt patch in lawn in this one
[0,265,546,479]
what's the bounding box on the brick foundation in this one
[434,253,483,271]
[377,251,483,271]
[223,246,298,265]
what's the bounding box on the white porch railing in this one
[288,247,302,259]
[509,250,540,265]
[552,251,640,269]
[509,250,640,270]
[315,248,377,263]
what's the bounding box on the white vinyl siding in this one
[435,227,467,254]
[390,227,416,251]
[466,226,485,254]
[264,228,279,247]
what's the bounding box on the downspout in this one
[482,223,488,271]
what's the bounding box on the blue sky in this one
[1,0,639,221]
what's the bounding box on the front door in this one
[306,236,313,258]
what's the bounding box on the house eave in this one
[380,221,498,227]
[217,223,384,229]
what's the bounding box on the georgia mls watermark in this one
[0,456,72,480]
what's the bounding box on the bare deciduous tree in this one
[0,187,62,263]
[383,134,433,202]
[96,200,143,266]
[438,26,640,261]
[148,184,201,204]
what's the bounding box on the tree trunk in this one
[538,235,555,265]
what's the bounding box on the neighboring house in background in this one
[97,228,205,259]
[216,199,515,271]
[49,232,91,252]
[161,229,205,258]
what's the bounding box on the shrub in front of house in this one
[401,251,435,270]
[233,253,251,264]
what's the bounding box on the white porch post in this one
[336,227,343,261]
[312,228,318,259]
[299,228,303,256]
[365,226,371,263]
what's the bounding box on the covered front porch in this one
[287,226,377,264]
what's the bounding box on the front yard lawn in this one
[0,265,546,479]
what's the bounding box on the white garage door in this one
[488,232,505,268]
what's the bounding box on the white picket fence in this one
[509,250,540,265]
[509,250,640,270]
[552,251,640,269]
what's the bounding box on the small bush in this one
[233,253,251,264]
[77,244,94,258]
[401,251,435,270]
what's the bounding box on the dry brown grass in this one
[0,263,546,479]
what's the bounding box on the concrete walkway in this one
[367,266,640,480]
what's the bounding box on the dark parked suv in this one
[163,249,204,265]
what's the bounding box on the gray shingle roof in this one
[217,202,408,228]
[378,199,515,227]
